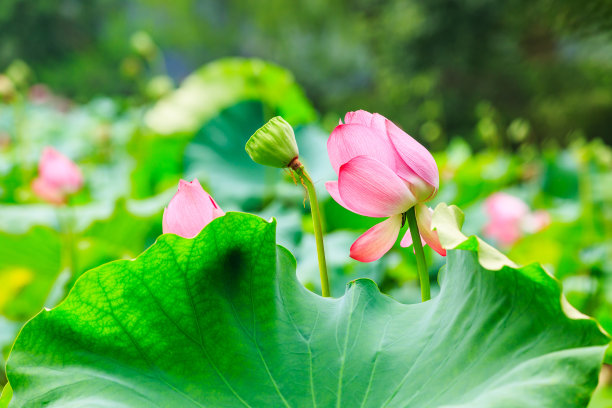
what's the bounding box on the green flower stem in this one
[14,93,27,184]
[262,166,277,207]
[58,205,77,275]
[293,162,330,297]
[407,206,430,302]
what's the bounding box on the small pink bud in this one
[32,147,83,205]
[162,179,225,238]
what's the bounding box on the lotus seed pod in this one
[246,116,299,168]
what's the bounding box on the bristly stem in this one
[292,160,330,297]
[407,206,430,301]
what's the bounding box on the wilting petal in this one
[385,119,439,193]
[415,203,446,256]
[350,214,402,262]
[338,156,417,218]
[38,147,83,193]
[162,179,224,238]
[328,124,396,174]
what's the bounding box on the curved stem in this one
[407,206,430,301]
[293,164,330,297]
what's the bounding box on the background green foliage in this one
[3,0,612,147]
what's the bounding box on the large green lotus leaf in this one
[183,100,269,207]
[0,198,162,322]
[0,319,20,382]
[0,384,12,408]
[184,99,334,210]
[5,212,609,407]
[0,226,61,321]
[144,58,316,136]
[0,198,163,386]
[133,58,319,199]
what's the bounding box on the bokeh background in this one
[1,0,612,405]
[5,0,612,147]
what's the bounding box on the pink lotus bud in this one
[483,192,550,246]
[325,110,444,262]
[32,147,83,205]
[162,179,225,238]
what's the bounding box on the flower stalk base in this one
[407,206,431,302]
[293,160,331,297]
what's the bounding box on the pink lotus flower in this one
[325,110,445,262]
[483,192,551,246]
[163,179,225,238]
[32,147,83,205]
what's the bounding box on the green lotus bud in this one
[130,31,157,59]
[246,116,299,168]
[6,60,32,88]
[0,75,15,101]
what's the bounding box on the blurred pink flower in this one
[32,147,83,205]
[325,110,445,262]
[483,192,550,246]
[526,210,551,233]
[28,84,51,104]
[163,179,225,238]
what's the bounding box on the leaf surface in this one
[6,213,609,407]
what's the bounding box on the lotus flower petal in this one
[350,214,402,262]
[522,210,551,233]
[385,119,439,193]
[485,193,529,222]
[415,203,446,256]
[38,147,83,193]
[344,110,373,127]
[31,177,65,205]
[400,229,425,249]
[327,124,397,175]
[483,192,530,246]
[163,179,224,238]
[325,181,353,212]
[337,156,417,218]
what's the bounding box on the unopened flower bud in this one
[162,179,225,238]
[246,116,299,168]
[32,147,83,205]
[0,75,15,102]
[130,31,157,59]
[6,60,32,88]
